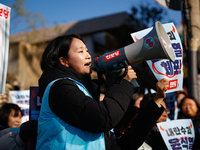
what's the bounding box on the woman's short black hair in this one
[0,103,23,128]
[40,34,84,71]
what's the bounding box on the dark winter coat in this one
[116,101,164,150]
[39,63,134,150]
[145,126,168,150]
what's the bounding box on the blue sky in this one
[1,0,182,35]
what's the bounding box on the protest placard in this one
[0,3,11,95]
[157,119,195,149]
[131,22,183,93]
[29,87,42,120]
[9,90,30,123]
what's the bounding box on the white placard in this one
[0,3,11,95]
[131,22,183,93]
[157,119,195,149]
[9,90,30,123]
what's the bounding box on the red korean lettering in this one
[104,50,121,61]
[0,9,3,17]
[168,79,178,90]
[4,9,9,19]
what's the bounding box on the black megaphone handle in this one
[130,79,140,88]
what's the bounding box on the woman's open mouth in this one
[84,62,91,67]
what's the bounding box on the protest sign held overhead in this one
[131,22,183,93]
[9,90,30,123]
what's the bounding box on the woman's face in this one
[63,38,92,74]
[7,109,22,127]
[182,98,199,117]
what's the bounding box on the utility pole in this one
[184,0,200,103]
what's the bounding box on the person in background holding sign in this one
[178,96,200,149]
[113,78,169,150]
[139,94,169,150]
[36,34,169,150]
[0,103,38,150]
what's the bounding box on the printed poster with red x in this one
[0,3,11,95]
[131,22,183,93]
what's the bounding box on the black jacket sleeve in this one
[49,78,134,133]
[116,100,165,150]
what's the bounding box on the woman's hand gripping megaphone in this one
[118,60,139,88]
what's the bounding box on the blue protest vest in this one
[36,77,105,150]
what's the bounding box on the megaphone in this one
[94,21,175,87]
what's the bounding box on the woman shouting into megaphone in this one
[36,34,168,150]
